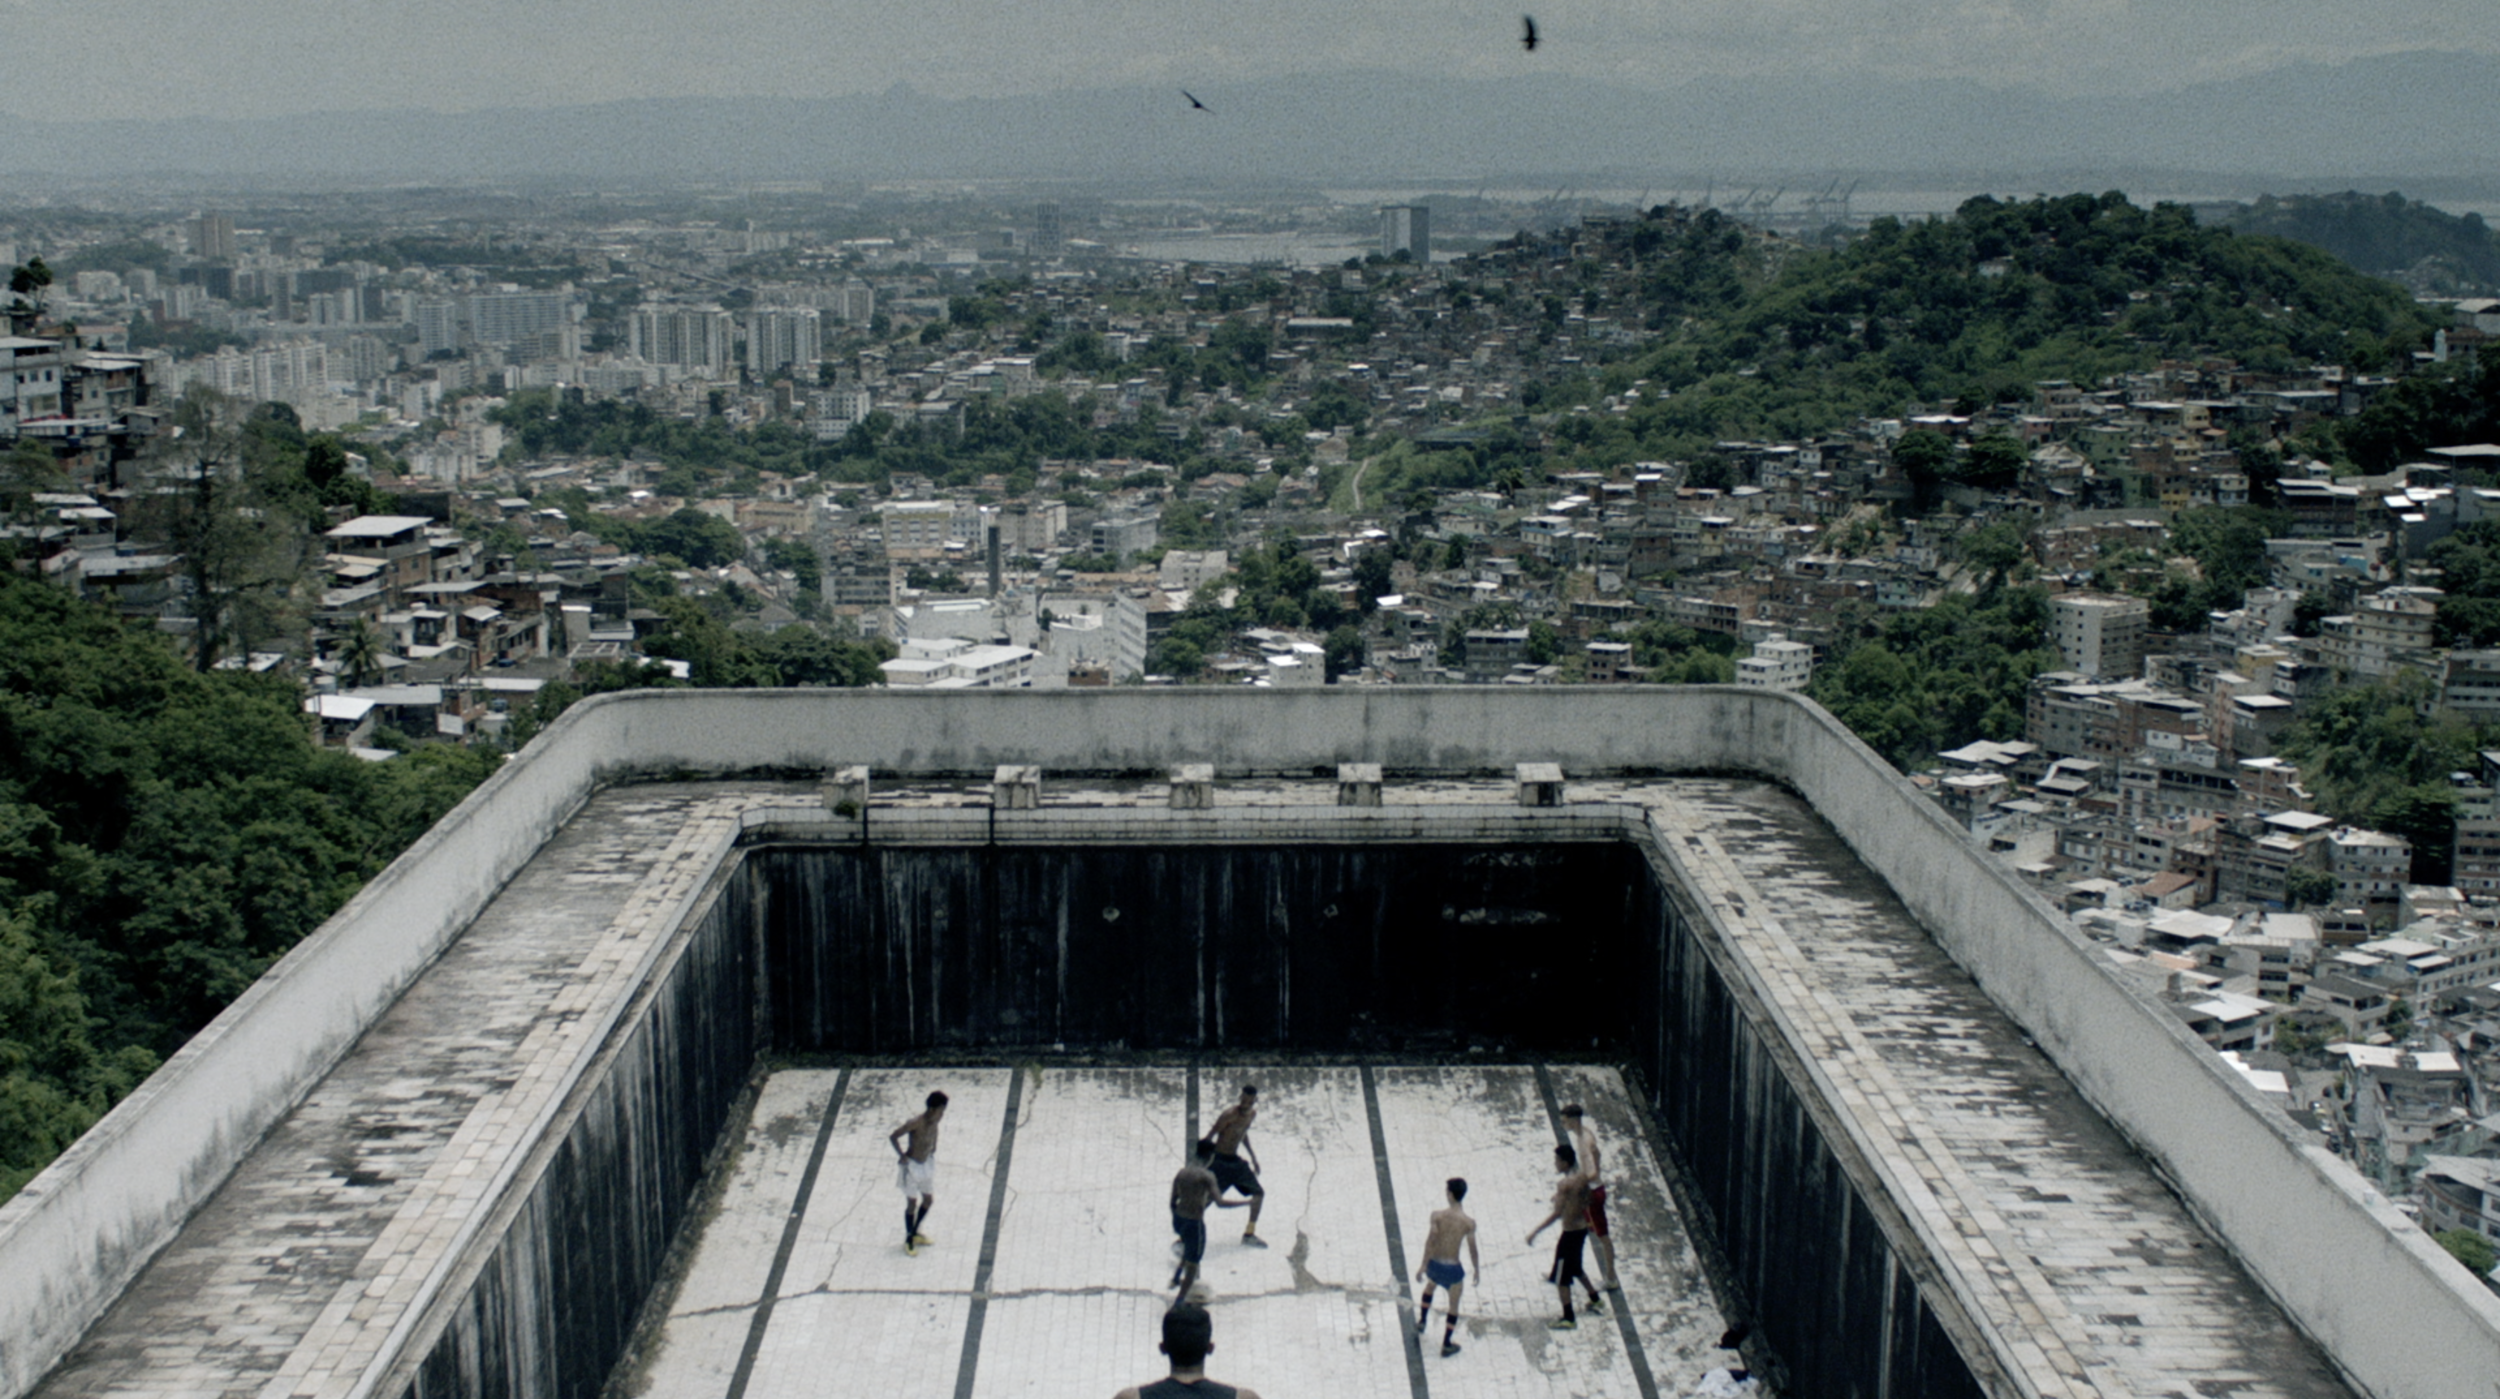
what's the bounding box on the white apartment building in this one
[414,300,462,358]
[1263,647,1326,686]
[1042,590,1149,680]
[2443,650,2500,721]
[2329,827,2412,907]
[831,280,875,324]
[810,384,875,441]
[2344,931,2500,1004]
[744,308,823,376]
[1380,205,1430,261]
[1158,550,1230,597]
[178,339,333,402]
[630,305,734,378]
[991,501,1067,553]
[1,335,64,434]
[467,291,573,347]
[878,499,965,560]
[2418,1156,2500,1248]
[1737,632,1813,691]
[878,636,1034,688]
[1091,514,1159,561]
[2050,593,2148,680]
[2347,589,2440,678]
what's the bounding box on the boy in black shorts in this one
[1206,1084,1267,1246]
[1169,1138,1238,1293]
[1525,1143,1605,1329]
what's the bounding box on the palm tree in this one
[339,618,386,690]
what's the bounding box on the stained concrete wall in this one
[1750,693,2500,1399]
[529,685,2500,1399]
[5,686,2495,1399]
[393,864,758,1399]
[760,829,1989,1398]
[1624,849,1993,1399]
[761,841,1645,1053]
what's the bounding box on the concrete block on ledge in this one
[1337,762,1383,807]
[993,765,1041,810]
[1517,762,1565,807]
[1170,764,1215,809]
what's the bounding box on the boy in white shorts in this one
[890,1090,948,1254]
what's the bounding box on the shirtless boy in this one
[1206,1084,1267,1247]
[1524,1143,1605,1329]
[1558,1103,1618,1289]
[889,1090,948,1255]
[1413,1178,1480,1358]
[1170,1138,1241,1293]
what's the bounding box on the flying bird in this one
[1183,90,1210,112]
[1520,14,1538,51]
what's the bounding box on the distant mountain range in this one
[5,51,2497,188]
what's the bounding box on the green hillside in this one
[0,574,500,1201]
[1347,193,2444,504]
[2214,191,2500,295]
[1594,193,2436,460]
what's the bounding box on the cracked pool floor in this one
[625,1064,1730,1399]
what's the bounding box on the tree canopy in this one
[0,572,501,1201]
[1805,586,2060,770]
[2220,191,2500,295]
[1508,194,2442,474]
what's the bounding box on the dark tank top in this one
[1139,1380,1236,1399]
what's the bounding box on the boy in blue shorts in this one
[1414,1178,1480,1357]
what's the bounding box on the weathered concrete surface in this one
[6,687,2494,1399]
[1631,780,2347,1399]
[25,786,771,1399]
[623,1064,1724,1399]
[16,773,2368,1399]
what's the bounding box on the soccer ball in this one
[1185,1282,1213,1306]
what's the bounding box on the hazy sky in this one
[5,0,2494,121]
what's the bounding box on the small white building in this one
[1736,632,1813,692]
[878,636,1034,689]
[1158,550,1231,597]
[2050,593,2149,680]
[2329,827,2412,908]
[1262,641,1327,687]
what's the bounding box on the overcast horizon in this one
[1,0,2495,123]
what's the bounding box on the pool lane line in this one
[1535,1063,1662,1399]
[951,1066,1029,1399]
[724,1067,851,1399]
[1359,1066,1435,1399]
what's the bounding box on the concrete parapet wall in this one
[4,685,2494,1399]
[1755,692,2500,1399]
[555,685,2500,1399]
[393,868,758,1399]
[573,685,1768,781]
[1627,831,1993,1399]
[0,682,612,1399]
